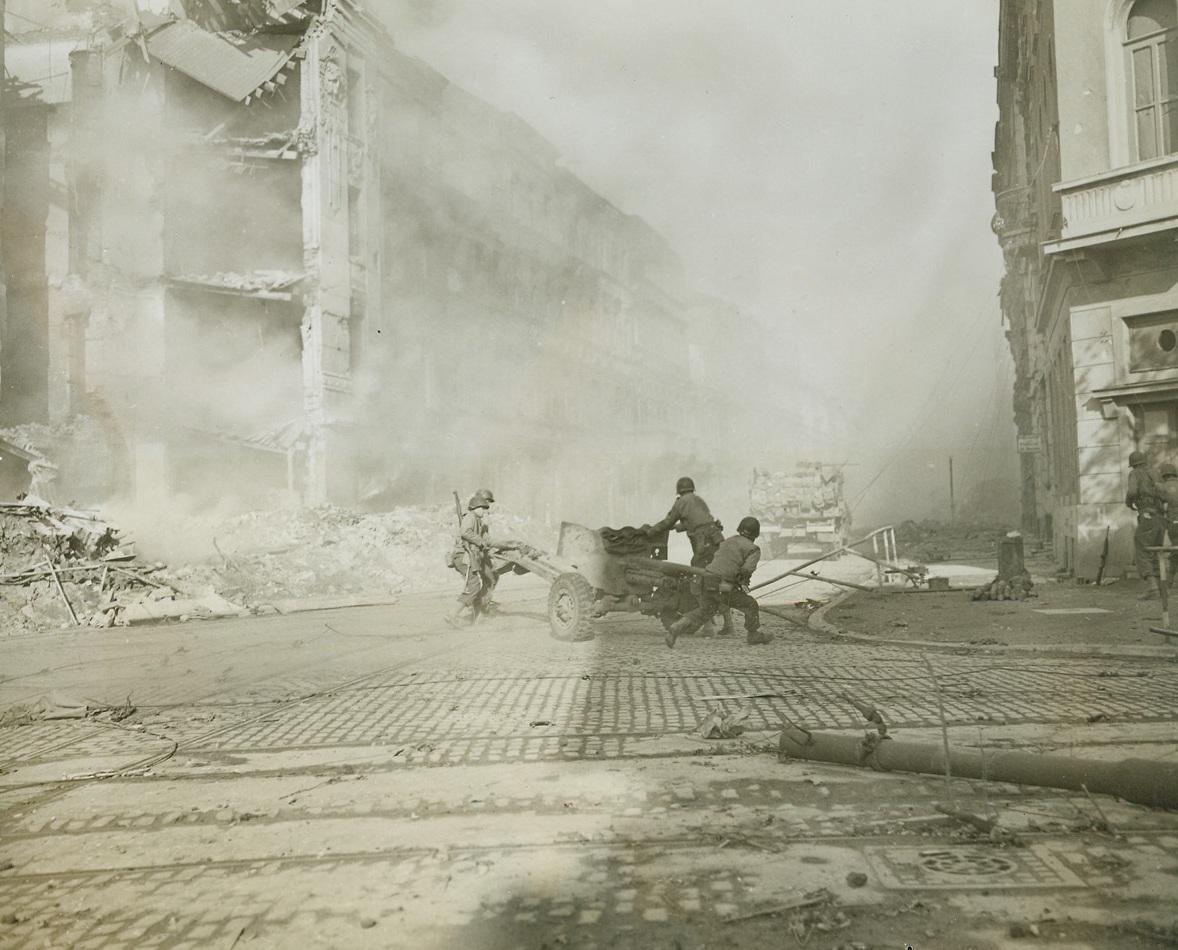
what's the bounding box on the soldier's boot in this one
[746,625,773,645]
[471,599,496,624]
[717,610,735,638]
[1141,578,1160,601]
[666,616,698,649]
[445,605,474,627]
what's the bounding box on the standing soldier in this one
[642,476,733,636]
[665,517,771,647]
[445,490,497,626]
[1159,463,1178,587]
[1126,451,1165,599]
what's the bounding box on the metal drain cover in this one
[863,845,1088,890]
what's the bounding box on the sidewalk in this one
[820,555,1178,658]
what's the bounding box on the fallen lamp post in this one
[778,718,1178,811]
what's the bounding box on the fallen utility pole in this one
[751,527,921,594]
[794,571,875,592]
[778,720,1178,810]
[750,543,857,592]
[759,605,810,628]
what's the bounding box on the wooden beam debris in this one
[0,500,199,628]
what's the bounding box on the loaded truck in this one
[749,462,851,558]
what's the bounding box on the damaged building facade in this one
[993,0,1178,578]
[3,0,753,523]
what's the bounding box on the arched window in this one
[1125,0,1178,159]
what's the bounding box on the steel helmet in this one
[1162,463,1178,478]
[468,494,490,510]
[1129,450,1148,467]
[675,476,695,494]
[474,488,495,504]
[737,516,761,540]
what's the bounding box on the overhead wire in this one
[850,297,1002,512]
[4,10,55,28]
[956,331,1014,505]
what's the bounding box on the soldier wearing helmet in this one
[1126,451,1165,598]
[445,490,498,626]
[1159,463,1178,586]
[641,476,733,636]
[665,516,770,647]
[643,477,725,567]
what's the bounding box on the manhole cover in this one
[863,845,1088,890]
[920,851,1018,876]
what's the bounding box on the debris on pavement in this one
[971,572,1037,601]
[0,498,228,630]
[933,803,1024,845]
[698,705,752,739]
[37,692,91,720]
[722,887,836,923]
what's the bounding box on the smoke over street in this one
[1,0,1015,555]
[376,0,1017,527]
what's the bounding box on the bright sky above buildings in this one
[380,0,1013,523]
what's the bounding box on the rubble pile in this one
[894,519,1016,563]
[0,498,557,630]
[0,500,227,631]
[164,504,557,606]
[971,572,1037,602]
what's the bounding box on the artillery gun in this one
[495,523,719,641]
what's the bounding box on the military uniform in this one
[1126,456,1165,588]
[1159,469,1178,582]
[666,526,770,646]
[646,479,731,635]
[648,491,725,567]
[446,501,496,625]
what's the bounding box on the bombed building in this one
[1,0,759,525]
[993,0,1178,578]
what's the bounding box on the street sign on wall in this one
[1017,435,1042,453]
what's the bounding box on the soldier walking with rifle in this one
[445,489,498,627]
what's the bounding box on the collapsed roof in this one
[121,0,321,103]
[142,18,302,102]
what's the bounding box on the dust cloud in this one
[8,0,1018,560]
[370,0,1018,530]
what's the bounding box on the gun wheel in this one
[548,573,596,641]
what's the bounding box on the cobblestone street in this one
[2,584,1178,948]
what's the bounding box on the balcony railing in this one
[1051,154,1178,251]
[992,186,1030,233]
